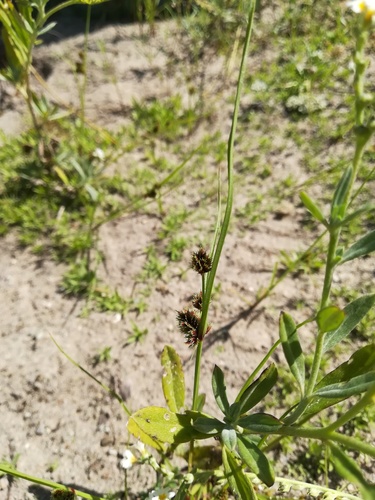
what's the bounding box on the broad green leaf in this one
[222,446,257,500]
[340,230,375,264]
[300,191,326,225]
[192,415,225,435]
[316,306,345,333]
[330,443,375,500]
[127,407,183,451]
[330,166,352,222]
[313,372,375,399]
[279,312,305,396]
[306,343,375,415]
[221,427,237,451]
[128,408,209,449]
[237,435,275,487]
[161,346,185,413]
[212,365,230,415]
[323,294,375,352]
[238,413,282,434]
[233,364,278,418]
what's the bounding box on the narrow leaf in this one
[300,191,326,225]
[323,294,375,352]
[212,365,230,415]
[238,413,282,434]
[196,393,206,412]
[50,335,130,415]
[330,443,375,500]
[306,343,375,415]
[37,21,57,37]
[340,230,375,264]
[316,306,345,333]
[234,364,278,417]
[221,427,237,451]
[338,204,375,227]
[161,346,185,412]
[237,435,275,487]
[192,415,225,435]
[313,372,375,398]
[279,312,305,395]
[331,166,352,221]
[222,446,257,500]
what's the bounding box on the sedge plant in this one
[1,1,375,499]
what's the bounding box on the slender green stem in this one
[245,473,363,500]
[43,0,85,23]
[305,16,374,401]
[0,465,105,500]
[192,338,204,410]
[199,0,255,337]
[257,426,375,458]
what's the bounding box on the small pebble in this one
[36,424,44,436]
[100,436,114,447]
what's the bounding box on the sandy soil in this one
[0,17,374,500]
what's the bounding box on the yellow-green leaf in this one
[161,346,185,412]
[127,406,184,451]
[317,306,345,333]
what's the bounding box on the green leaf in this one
[222,446,257,500]
[233,364,278,418]
[330,166,352,221]
[221,427,237,451]
[300,191,326,225]
[174,481,190,500]
[161,346,185,413]
[127,407,183,451]
[316,306,345,333]
[237,435,275,487]
[279,312,305,396]
[306,343,375,415]
[340,230,375,264]
[323,294,375,352]
[330,443,375,500]
[238,413,282,433]
[192,415,225,435]
[37,21,57,37]
[336,204,375,227]
[313,372,375,399]
[212,365,230,416]
[196,393,206,412]
[128,408,210,449]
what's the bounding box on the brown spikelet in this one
[191,247,212,275]
[192,291,203,311]
[176,309,201,347]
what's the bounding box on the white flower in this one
[120,449,137,470]
[134,441,147,457]
[148,489,175,500]
[347,0,375,17]
[92,147,105,161]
